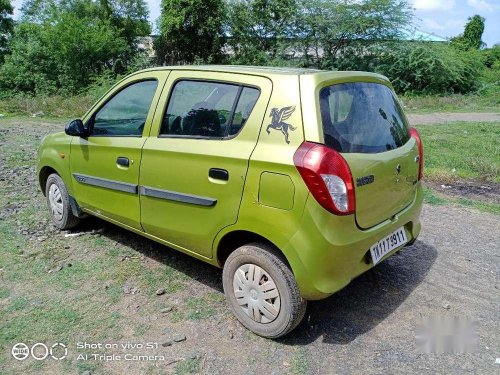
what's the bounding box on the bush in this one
[335,42,483,95]
[379,43,482,94]
[482,45,500,69]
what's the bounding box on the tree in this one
[0,15,128,95]
[0,0,14,62]
[451,15,485,50]
[156,0,226,65]
[101,0,151,45]
[21,0,150,44]
[227,0,298,65]
[225,0,412,67]
[295,0,413,68]
[0,0,147,95]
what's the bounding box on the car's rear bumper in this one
[284,183,423,300]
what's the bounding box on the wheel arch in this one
[39,166,59,196]
[216,230,292,271]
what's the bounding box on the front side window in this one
[91,80,158,136]
[319,82,410,153]
[160,80,260,138]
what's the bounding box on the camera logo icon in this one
[11,342,67,361]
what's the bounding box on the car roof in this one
[140,65,389,81]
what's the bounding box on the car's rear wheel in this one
[45,173,80,230]
[222,243,306,338]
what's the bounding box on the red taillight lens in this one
[293,142,355,215]
[409,127,424,180]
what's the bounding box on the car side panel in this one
[37,132,74,195]
[140,71,273,258]
[212,74,310,266]
[69,71,169,229]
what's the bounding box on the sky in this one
[413,0,500,46]
[10,0,500,47]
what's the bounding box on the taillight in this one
[409,128,424,180]
[293,142,355,215]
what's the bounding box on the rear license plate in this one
[370,227,408,265]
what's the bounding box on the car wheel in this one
[222,243,307,338]
[45,173,80,230]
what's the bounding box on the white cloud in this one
[467,0,497,13]
[422,18,465,32]
[413,0,456,11]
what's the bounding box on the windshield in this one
[319,82,410,153]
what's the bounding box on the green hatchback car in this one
[37,66,423,338]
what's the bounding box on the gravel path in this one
[407,112,500,125]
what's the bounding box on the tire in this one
[222,243,307,338]
[45,173,80,230]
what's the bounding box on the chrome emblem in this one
[396,164,401,175]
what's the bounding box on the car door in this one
[140,71,272,258]
[70,72,168,229]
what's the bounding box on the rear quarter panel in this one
[213,74,310,271]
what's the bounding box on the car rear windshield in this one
[319,82,410,153]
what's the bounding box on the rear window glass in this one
[319,82,410,153]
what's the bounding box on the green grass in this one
[401,73,500,113]
[185,297,216,320]
[290,347,310,375]
[423,187,500,215]
[455,197,500,215]
[174,358,201,375]
[416,122,500,183]
[423,188,447,206]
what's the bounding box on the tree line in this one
[0,0,498,98]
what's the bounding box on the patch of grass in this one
[140,265,186,296]
[423,188,447,206]
[185,296,216,320]
[9,296,29,311]
[290,347,310,375]
[456,198,500,215]
[423,187,500,215]
[0,287,10,299]
[416,122,500,183]
[76,362,101,375]
[169,310,185,323]
[175,357,201,375]
[401,83,500,113]
[0,95,97,118]
[133,323,150,337]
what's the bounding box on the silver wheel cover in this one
[233,264,281,323]
[48,183,64,221]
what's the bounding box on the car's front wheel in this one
[45,173,80,230]
[222,243,307,338]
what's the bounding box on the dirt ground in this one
[407,112,500,125]
[0,118,499,374]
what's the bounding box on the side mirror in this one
[65,119,87,137]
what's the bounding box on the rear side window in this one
[92,80,158,136]
[319,82,410,153]
[160,80,260,138]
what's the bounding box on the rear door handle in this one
[116,157,130,167]
[209,168,229,181]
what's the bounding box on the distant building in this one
[136,36,157,59]
[137,28,448,61]
[400,28,448,43]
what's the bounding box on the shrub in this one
[335,42,483,95]
[378,43,482,94]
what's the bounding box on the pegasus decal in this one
[266,106,297,144]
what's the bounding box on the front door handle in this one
[116,157,130,167]
[209,168,229,181]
